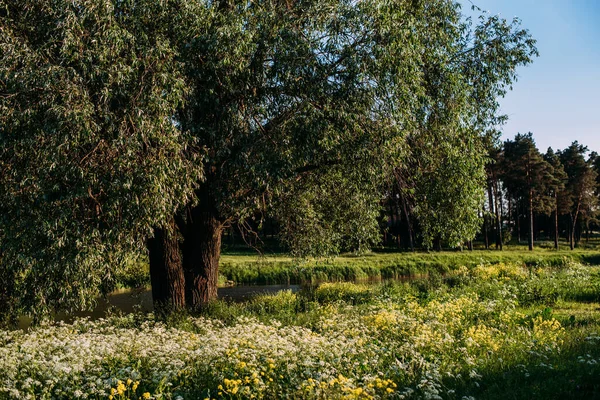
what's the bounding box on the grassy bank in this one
[114,242,600,289]
[218,247,600,285]
[2,262,600,399]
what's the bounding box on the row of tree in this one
[485,135,598,250]
[1,0,537,319]
[382,134,599,251]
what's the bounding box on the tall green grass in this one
[219,248,600,285]
[114,247,600,289]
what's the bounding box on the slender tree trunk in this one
[569,215,576,250]
[401,194,414,252]
[487,183,496,247]
[434,236,442,252]
[507,196,512,241]
[182,185,224,310]
[517,202,521,244]
[570,221,575,250]
[393,197,402,249]
[570,198,582,250]
[493,179,503,250]
[147,220,186,310]
[586,220,590,244]
[528,189,534,251]
[482,204,489,250]
[554,194,559,250]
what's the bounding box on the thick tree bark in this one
[147,220,186,310]
[182,185,224,310]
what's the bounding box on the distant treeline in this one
[386,133,599,251]
[225,133,600,252]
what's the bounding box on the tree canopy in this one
[0,0,538,318]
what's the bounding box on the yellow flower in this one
[117,382,126,395]
[142,392,151,399]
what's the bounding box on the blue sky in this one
[461,0,600,154]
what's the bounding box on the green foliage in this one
[0,0,538,317]
[559,142,598,234]
[503,133,555,215]
[0,0,202,318]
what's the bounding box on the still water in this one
[17,284,301,330]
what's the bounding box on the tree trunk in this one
[487,183,496,247]
[182,185,224,310]
[570,199,581,250]
[507,196,512,241]
[434,236,442,252]
[482,204,489,250]
[517,203,521,244]
[147,220,186,310]
[400,194,414,252]
[493,179,503,250]
[586,220,590,244]
[554,194,559,250]
[528,189,534,251]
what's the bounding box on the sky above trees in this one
[463,0,600,153]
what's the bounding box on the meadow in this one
[2,260,600,399]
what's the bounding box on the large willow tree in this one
[0,0,203,319]
[0,0,537,318]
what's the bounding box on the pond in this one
[17,284,301,330]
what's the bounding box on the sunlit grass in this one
[4,262,599,399]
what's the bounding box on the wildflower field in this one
[2,262,600,399]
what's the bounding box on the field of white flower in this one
[1,263,599,399]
